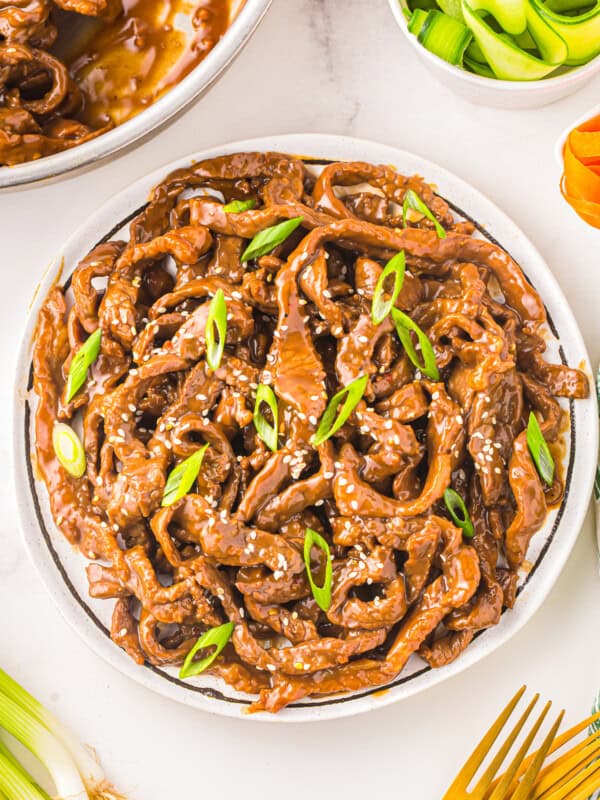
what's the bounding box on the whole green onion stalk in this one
[0,668,126,800]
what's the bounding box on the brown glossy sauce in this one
[62,0,231,127]
[0,0,233,164]
[31,152,590,713]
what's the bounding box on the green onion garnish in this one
[303,528,332,612]
[65,328,101,402]
[241,216,304,262]
[527,411,555,486]
[179,621,235,679]
[52,422,86,478]
[443,487,474,538]
[312,374,368,447]
[162,444,209,507]
[391,308,439,380]
[403,189,446,238]
[371,251,406,325]
[205,289,227,371]
[223,198,256,213]
[253,383,279,452]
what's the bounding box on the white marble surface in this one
[2,0,600,797]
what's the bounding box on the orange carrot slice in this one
[560,176,600,229]
[563,133,600,202]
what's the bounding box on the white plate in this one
[13,134,598,722]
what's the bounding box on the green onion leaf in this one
[0,667,121,797]
[241,216,304,261]
[391,308,439,380]
[312,375,368,447]
[303,528,333,612]
[65,328,101,402]
[403,189,447,238]
[527,411,555,486]
[162,444,209,507]
[371,251,406,325]
[179,621,235,679]
[52,423,86,478]
[223,198,257,213]
[444,487,474,538]
[205,289,227,371]
[253,383,279,452]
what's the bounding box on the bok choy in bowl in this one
[389,0,600,108]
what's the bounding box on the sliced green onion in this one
[303,528,333,612]
[371,251,406,325]
[162,443,209,507]
[410,9,473,66]
[444,487,474,538]
[526,411,555,486]
[179,622,235,679]
[403,189,447,238]
[223,198,256,213]
[241,216,304,262]
[52,422,86,478]
[205,289,227,371]
[65,328,101,402]
[312,375,368,447]
[391,308,439,380]
[0,668,121,799]
[253,383,279,452]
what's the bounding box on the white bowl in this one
[0,0,271,190]
[388,0,600,109]
[13,133,598,721]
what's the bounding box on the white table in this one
[2,1,600,796]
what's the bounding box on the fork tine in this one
[509,710,564,800]
[442,686,527,798]
[538,755,600,800]
[486,700,552,800]
[474,694,542,799]
[487,709,600,796]
[533,732,600,799]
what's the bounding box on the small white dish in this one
[13,134,598,721]
[388,0,600,109]
[554,102,600,169]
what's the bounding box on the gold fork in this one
[488,706,600,799]
[443,686,565,800]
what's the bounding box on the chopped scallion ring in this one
[371,251,406,325]
[223,199,256,213]
[162,444,209,507]
[391,308,439,380]
[179,622,235,679]
[66,328,101,402]
[443,487,474,538]
[205,289,227,371]
[241,216,304,261]
[526,412,555,486]
[403,189,447,238]
[253,383,279,452]
[303,528,333,612]
[312,375,368,446]
[52,423,86,478]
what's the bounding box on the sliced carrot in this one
[576,113,600,134]
[569,130,600,163]
[560,176,600,229]
[563,133,600,203]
